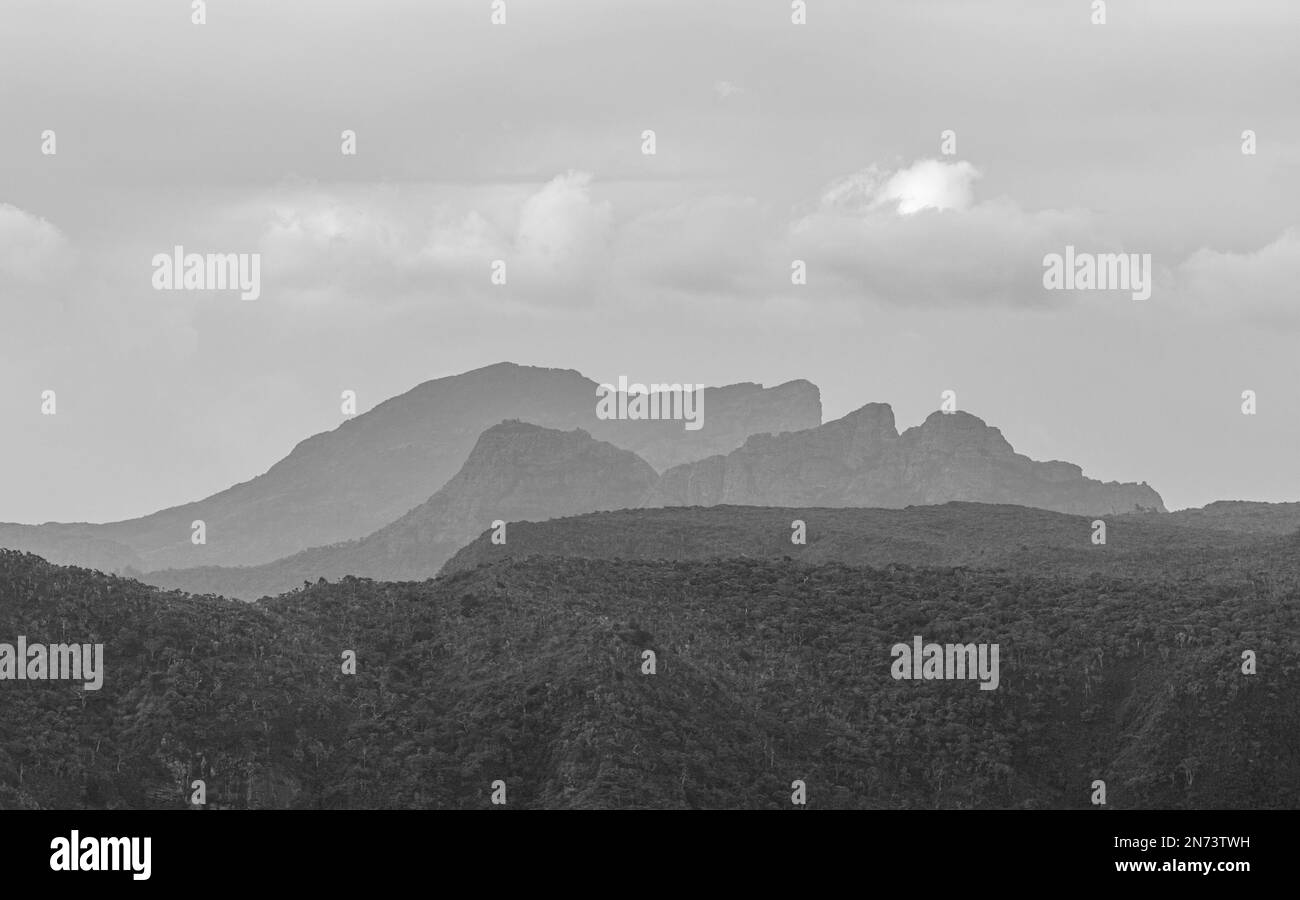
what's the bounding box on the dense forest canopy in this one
[1,546,1295,809]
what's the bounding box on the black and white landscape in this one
[1,1,1298,813]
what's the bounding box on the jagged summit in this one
[646,404,1164,516]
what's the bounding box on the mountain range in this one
[0,363,819,572]
[4,361,1298,810]
[3,361,1172,599]
[148,418,1167,601]
[647,404,1164,515]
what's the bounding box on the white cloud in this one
[513,170,612,297]
[818,159,981,216]
[793,160,1097,307]
[881,159,980,215]
[246,172,611,307]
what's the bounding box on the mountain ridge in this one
[646,403,1164,516]
[144,419,659,599]
[0,362,820,571]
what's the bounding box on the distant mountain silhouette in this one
[148,402,1179,598]
[3,363,1188,591]
[0,524,143,573]
[645,404,1165,516]
[1,363,819,571]
[146,420,658,599]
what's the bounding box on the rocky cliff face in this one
[3,363,820,571]
[644,405,1165,516]
[146,420,659,599]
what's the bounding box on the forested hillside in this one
[442,503,1298,581]
[2,549,1295,809]
[1157,500,1300,535]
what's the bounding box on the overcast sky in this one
[2,0,1298,522]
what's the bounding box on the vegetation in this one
[1,544,1296,809]
[442,502,1300,582]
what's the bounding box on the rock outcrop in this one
[644,405,1165,516]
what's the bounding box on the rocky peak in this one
[901,411,1017,458]
[646,404,1165,516]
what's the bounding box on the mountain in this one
[0,363,820,571]
[3,549,1296,809]
[645,404,1165,516]
[443,502,1290,580]
[145,421,659,599]
[151,400,1175,598]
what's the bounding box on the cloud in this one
[612,195,777,296]
[792,160,1097,307]
[819,159,981,216]
[263,200,418,268]
[1170,227,1300,326]
[792,161,1300,318]
[422,210,503,269]
[513,170,612,297]
[0,204,71,285]
[0,203,205,364]
[249,172,611,307]
[713,80,744,100]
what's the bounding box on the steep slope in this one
[145,421,659,599]
[1,363,820,571]
[3,550,1297,809]
[645,404,1164,516]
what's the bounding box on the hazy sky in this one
[2,0,1299,522]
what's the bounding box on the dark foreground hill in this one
[146,421,658,601]
[1159,500,1300,535]
[442,503,1296,581]
[1,549,1296,809]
